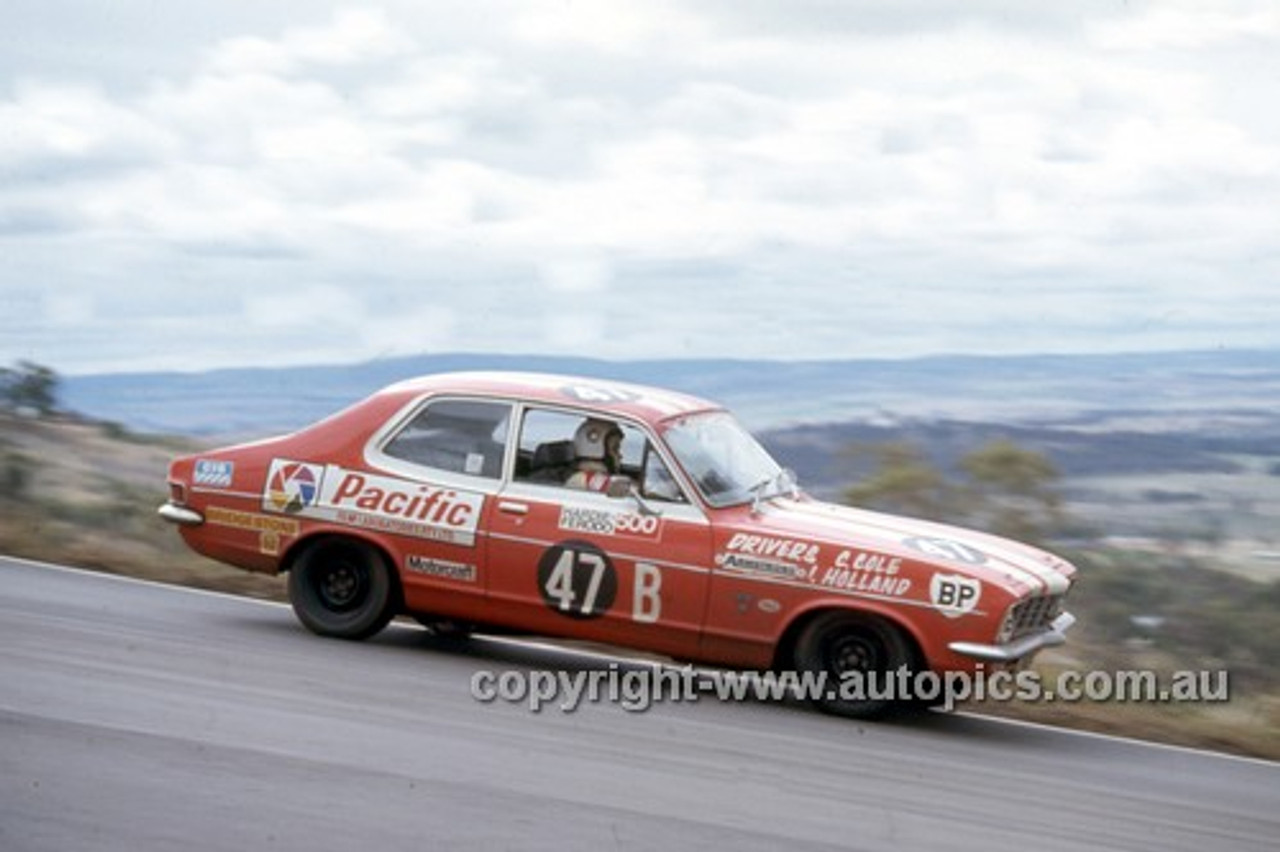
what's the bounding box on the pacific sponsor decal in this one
[265,460,324,513]
[325,468,483,546]
[263,461,484,547]
[406,555,477,583]
[930,573,982,618]
[558,506,661,539]
[194,459,234,488]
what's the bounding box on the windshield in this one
[662,411,786,508]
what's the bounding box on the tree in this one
[1,361,60,416]
[841,437,1066,543]
[842,441,957,522]
[959,439,1064,542]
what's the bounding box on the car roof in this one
[378,371,722,426]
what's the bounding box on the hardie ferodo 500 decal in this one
[262,459,485,547]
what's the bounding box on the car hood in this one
[746,496,1074,596]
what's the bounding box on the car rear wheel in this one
[288,538,397,640]
[792,611,913,719]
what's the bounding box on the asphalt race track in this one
[2,557,1277,851]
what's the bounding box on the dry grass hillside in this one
[0,413,282,599]
[2,412,1276,760]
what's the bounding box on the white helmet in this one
[573,418,622,462]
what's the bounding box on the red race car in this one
[160,372,1076,717]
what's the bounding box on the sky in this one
[2,1,1278,376]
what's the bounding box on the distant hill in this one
[61,349,1280,439]
[48,347,1280,577]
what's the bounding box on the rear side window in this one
[383,399,511,479]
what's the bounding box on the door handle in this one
[498,500,530,516]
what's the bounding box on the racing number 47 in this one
[544,549,609,614]
[540,546,662,623]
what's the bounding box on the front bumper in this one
[948,612,1076,663]
[158,502,204,526]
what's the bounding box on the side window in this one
[514,408,687,502]
[383,399,510,479]
[515,409,589,485]
[641,446,686,503]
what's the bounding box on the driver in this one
[566,418,624,492]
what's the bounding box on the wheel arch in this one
[281,528,405,607]
[772,600,929,673]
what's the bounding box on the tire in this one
[288,539,397,640]
[792,611,913,719]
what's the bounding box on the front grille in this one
[1007,594,1064,639]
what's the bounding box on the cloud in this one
[540,255,613,294]
[1090,5,1280,51]
[206,8,413,75]
[511,1,708,54]
[1,1,1278,374]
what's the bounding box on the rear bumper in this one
[158,502,204,526]
[948,613,1076,663]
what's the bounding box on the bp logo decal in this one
[930,573,982,618]
[264,460,323,514]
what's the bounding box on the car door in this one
[485,406,712,658]
[366,396,513,620]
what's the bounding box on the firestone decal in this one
[263,460,484,546]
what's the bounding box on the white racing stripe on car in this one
[809,499,1071,595]
[780,500,1060,594]
[767,500,1070,595]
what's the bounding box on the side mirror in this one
[605,475,633,499]
[626,483,662,517]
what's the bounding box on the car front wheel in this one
[792,611,914,719]
[288,538,397,640]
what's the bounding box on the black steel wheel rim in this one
[825,631,883,676]
[314,560,367,612]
